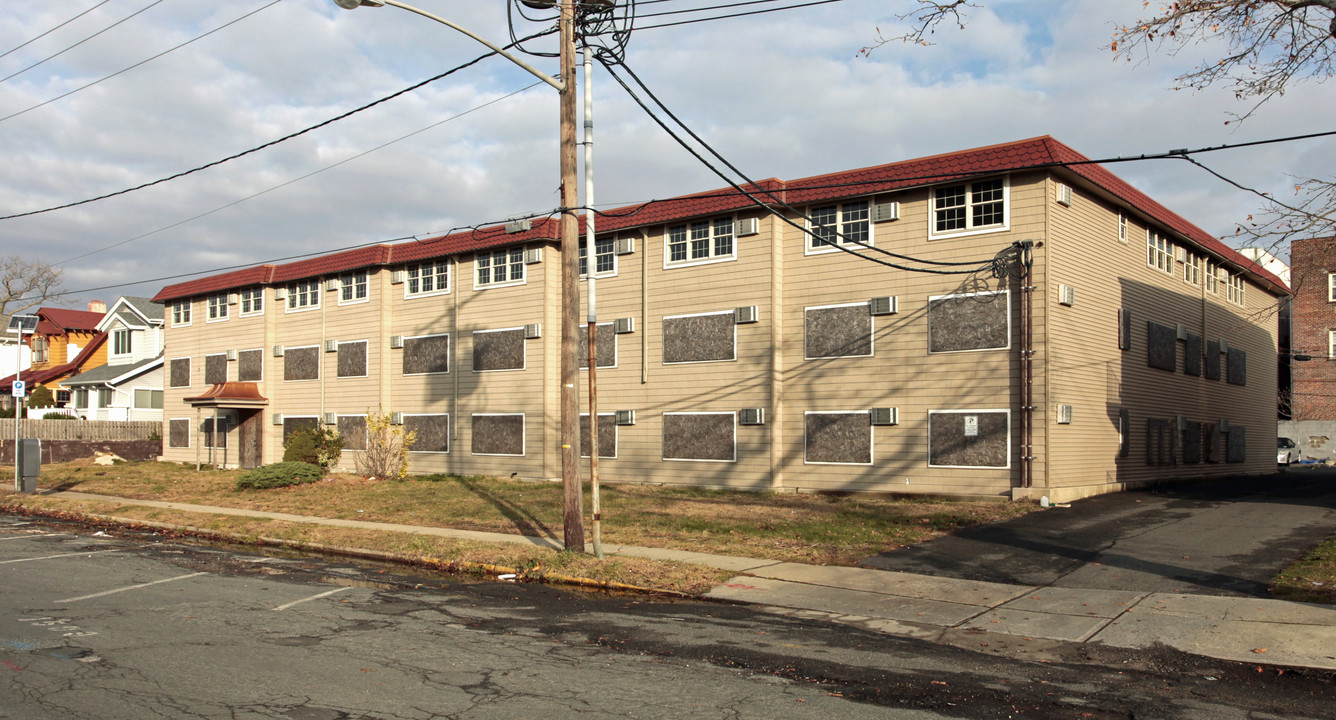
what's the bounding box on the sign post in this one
[7,315,38,492]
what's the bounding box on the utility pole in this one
[558,0,586,551]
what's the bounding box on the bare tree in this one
[0,255,64,331]
[862,1,1336,254]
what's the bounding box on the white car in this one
[1278,437,1298,465]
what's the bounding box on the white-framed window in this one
[133,388,163,410]
[171,300,192,327]
[73,387,88,409]
[406,261,449,297]
[661,411,736,462]
[31,336,48,363]
[1226,272,1245,306]
[1206,261,1220,295]
[803,411,874,466]
[476,248,525,288]
[1118,212,1128,243]
[931,178,1007,237]
[340,271,368,304]
[96,387,113,407]
[207,294,229,322]
[112,328,132,356]
[1147,230,1172,274]
[1329,330,1336,359]
[668,218,736,264]
[239,288,264,316]
[404,413,450,454]
[1328,272,1336,302]
[807,201,869,252]
[1184,252,1202,286]
[580,236,617,276]
[286,280,320,311]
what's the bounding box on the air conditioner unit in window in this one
[614,317,635,334]
[272,413,284,425]
[273,345,285,357]
[1219,339,1230,354]
[524,248,543,264]
[524,323,542,339]
[390,336,405,349]
[614,237,635,255]
[734,306,758,324]
[1176,324,1189,341]
[1174,245,1187,263]
[1177,415,1187,432]
[1218,418,1229,431]
[227,293,239,305]
[324,278,338,292]
[274,288,288,300]
[226,349,238,362]
[390,412,405,425]
[324,413,337,425]
[739,408,765,425]
[1057,404,1074,424]
[390,270,406,284]
[869,296,898,316]
[735,218,759,236]
[1056,183,1073,207]
[869,407,898,426]
[615,410,636,426]
[324,340,338,352]
[873,201,900,223]
[506,218,532,234]
[1059,284,1076,306]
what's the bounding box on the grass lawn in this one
[1,459,1037,594]
[1270,533,1336,605]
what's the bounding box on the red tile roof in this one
[150,137,1287,301]
[35,307,105,335]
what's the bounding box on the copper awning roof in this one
[183,382,268,408]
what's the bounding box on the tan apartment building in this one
[152,137,1287,502]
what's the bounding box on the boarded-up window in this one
[662,412,735,461]
[284,346,320,381]
[662,312,735,364]
[804,412,872,464]
[406,414,449,453]
[403,334,449,375]
[1118,408,1130,458]
[580,413,617,458]
[1145,418,1175,466]
[1146,322,1176,372]
[169,358,190,388]
[472,329,525,372]
[1204,340,1222,381]
[337,415,367,452]
[1184,334,1203,376]
[1204,422,1222,463]
[283,416,319,442]
[238,349,263,382]
[928,291,1009,353]
[1118,309,1132,351]
[472,414,524,455]
[1227,425,1247,462]
[337,340,368,378]
[1183,420,1203,463]
[168,418,190,448]
[1227,347,1247,386]
[579,323,617,368]
[805,304,872,359]
[204,353,227,385]
[928,410,1009,468]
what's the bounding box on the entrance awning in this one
[183,382,268,408]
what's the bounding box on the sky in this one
[1,0,1332,308]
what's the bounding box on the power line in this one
[0,0,115,60]
[0,0,283,124]
[0,0,170,85]
[634,0,847,30]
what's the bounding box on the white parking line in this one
[0,549,123,564]
[57,572,207,603]
[0,533,72,542]
[273,587,352,611]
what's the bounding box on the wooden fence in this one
[0,419,159,442]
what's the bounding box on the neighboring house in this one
[0,338,32,413]
[63,297,166,421]
[1280,237,1336,459]
[152,136,1286,502]
[0,305,108,410]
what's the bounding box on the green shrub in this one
[27,385,54,408]
[282,427,344,470]
[235,462,325,490]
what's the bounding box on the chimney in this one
[87,300,106,314]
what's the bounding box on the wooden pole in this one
[559,0,586,552]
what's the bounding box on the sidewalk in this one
[45,490,1336,672]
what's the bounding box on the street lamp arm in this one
[337,0,565,92]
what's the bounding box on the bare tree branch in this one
[0,255,65,332]
[858,1,977,56]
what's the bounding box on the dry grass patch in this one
[1271,533,1336,605]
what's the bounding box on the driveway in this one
[860,469,1336,597]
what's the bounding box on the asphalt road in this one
[861,470,1336,595]
[2,513,1334,719]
